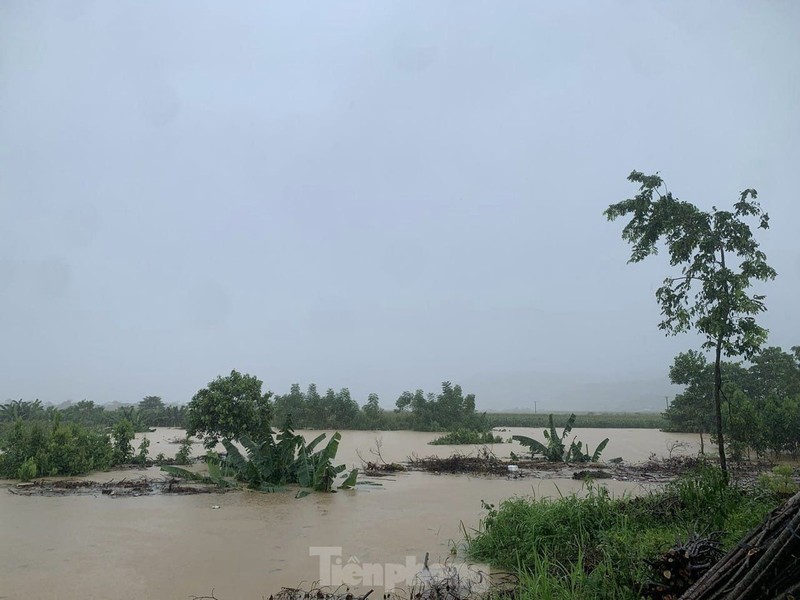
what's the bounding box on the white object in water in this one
[211,505,221,509]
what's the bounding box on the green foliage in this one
[135,436,150,466]
[186,370,274,448]
[665,345,800,458]
[1,398,186,431]
[394,381,487,432]
[209,419,357,494]
[606,171,776,473]
[0,420,115,478]
[17,457,38,481]
[135,396,186,427]
[513,414,609,463]
[273,384,387,430]
[161,461,235,489]
[467,467,780,599]
[338,468,359,489]
[0,399,45,422]
[758,465,799,496]
[111,419,135,463]
[429,429,503,445]
[174,436,193,465]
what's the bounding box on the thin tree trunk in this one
[714,336,728,476]
[699,430,705,455]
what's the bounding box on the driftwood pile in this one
[643,533,724,599]
[363,461,406,477]
[679,491,800,599]
[611,456,706,483]
[407,451,509,475]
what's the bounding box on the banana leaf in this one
[338,468,359,489]
[591,438,610,462]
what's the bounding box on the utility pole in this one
[534,401,538,414]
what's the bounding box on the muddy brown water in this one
[0,427,701,599]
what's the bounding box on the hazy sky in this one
[1,1,798,410]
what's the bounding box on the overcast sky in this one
[1,1,798,410]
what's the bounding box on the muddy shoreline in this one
[4,451,781,499]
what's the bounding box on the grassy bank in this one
[486,412,667,429]
[465,466,782,599]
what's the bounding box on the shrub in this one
[429,429,503,445]
[111,419,135,463]
[174,436,193,465]
[0,420,115,478]
[17,457,37,481]
[135,436,150,466]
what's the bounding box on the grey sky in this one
[1,1,798,411]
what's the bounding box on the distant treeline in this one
[486,412,667,429]
[272,381,488,432]
[1,392,672,434]
[0,397,186,431]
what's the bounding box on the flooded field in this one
[0,428,701,600]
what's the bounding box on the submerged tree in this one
[186,370,273,449]
[605,171,776,474]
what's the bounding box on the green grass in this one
[466,465,779,599]
[486,412,667,429]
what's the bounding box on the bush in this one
[135,436,150,466]
[0,420,115,478]
[174,436,193,465]
[111,419,135,464]
[429,429,503,445]
[17,457,37,481]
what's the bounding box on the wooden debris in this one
[572,470,614,480]
[642,533,724,599]
[679,491,800,599]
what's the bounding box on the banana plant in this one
[166,420,360,496]
[513,414,609,463]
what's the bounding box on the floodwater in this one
[0,427,701,600]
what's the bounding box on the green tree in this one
[605,171,776,474]
[273,384,307,426]
[664,351,714,452]
[362,393,382,429]
[746,346,800,401]
[137,396,164,426]
[186,370,273,448]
